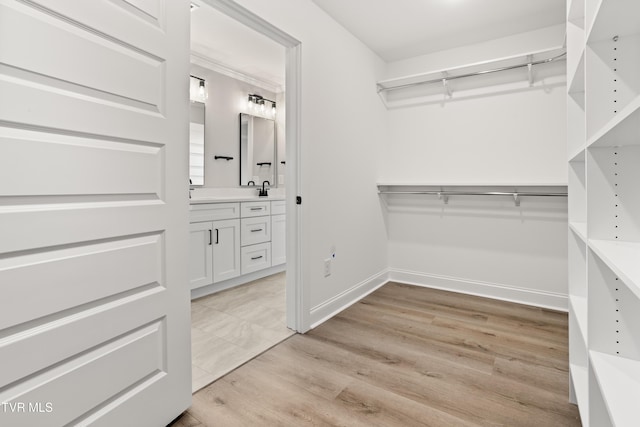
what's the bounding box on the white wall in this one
[382,27,569,309]
[235,0,390,327]
[190,64,278,188]
[382,88,567,184]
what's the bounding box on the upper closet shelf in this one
[587,95,640,148]
[376,47,566,108]
[567,0,585,25]
[588,0,640,43]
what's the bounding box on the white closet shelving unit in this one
[567,0,640,425]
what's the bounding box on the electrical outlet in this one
[324,258,331,277]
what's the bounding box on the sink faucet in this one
[247,180,255,186]
[258,180,270,197]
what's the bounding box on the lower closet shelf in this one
[570,295,588,343]
[589,240,640,300]
[570,363,589,413]
[569,221,587,243]
[590,351,640,426]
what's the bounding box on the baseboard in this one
[309,269,389,329]
[190,264,286,300]
[388,268,568,312]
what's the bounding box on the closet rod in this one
[377,52,567,93]
[378,190,567,206]
[378,191,567,196]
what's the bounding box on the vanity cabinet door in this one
[212,219,241,283]
[189,222,213,290]
[271,214,286,266]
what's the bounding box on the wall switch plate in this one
[324,258,331,277]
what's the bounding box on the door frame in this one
[200,0,307,332]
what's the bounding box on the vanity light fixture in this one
[247,94,276,117]
[190,75,207,102]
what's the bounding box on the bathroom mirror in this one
[189,101,205,186]
[239,113,276,187]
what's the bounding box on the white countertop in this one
[189,187,286,204]
[190,195,286,204]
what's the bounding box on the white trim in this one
[388,268,568,312]
[309,270,389,329]
[201,0,305,333]
[190,51,283,94]
[285,43,306,332]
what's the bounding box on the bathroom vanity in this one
[188,196,286,299]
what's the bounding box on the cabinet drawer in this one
[271,200,286,215]
[190,202,240,222]
[241,201,270,218]
[241,243,271,275]
[241,216,271,246]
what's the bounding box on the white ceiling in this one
[190,0,565,87]
[190,1,286,90]
[311,0,566,61]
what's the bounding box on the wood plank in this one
[179,283,581,426]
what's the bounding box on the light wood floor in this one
[176,282,581,426]
[190,272,294,392]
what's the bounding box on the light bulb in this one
[271,103,276,116]
[260,100,265,113]
[198,80,206,100]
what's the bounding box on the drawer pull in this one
[251,255,263,260]
[250,228,263,232]
[250,207,263,211]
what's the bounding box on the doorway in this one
[189,0,303,392]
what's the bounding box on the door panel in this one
[0,127,162,197]
[213,219,241,283]
[0,321,165,426]
[190,221,213,289]
[0,2,164,107]
[0,0,190,425]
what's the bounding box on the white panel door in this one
[0,1,191,426]
[213,219,241,283]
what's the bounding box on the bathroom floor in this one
[190,272,294,392]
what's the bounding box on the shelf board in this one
[587,95,640,148]
[590,351,640,426]
[570,295,588,345]
[567,0,585,26]
[569,147,585,163]
[570,221,588,243]
[588,0,640,43]
[377,47,566,109]
[589,239,640,300]
[568,50,585,95]
[570,363,589,417]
